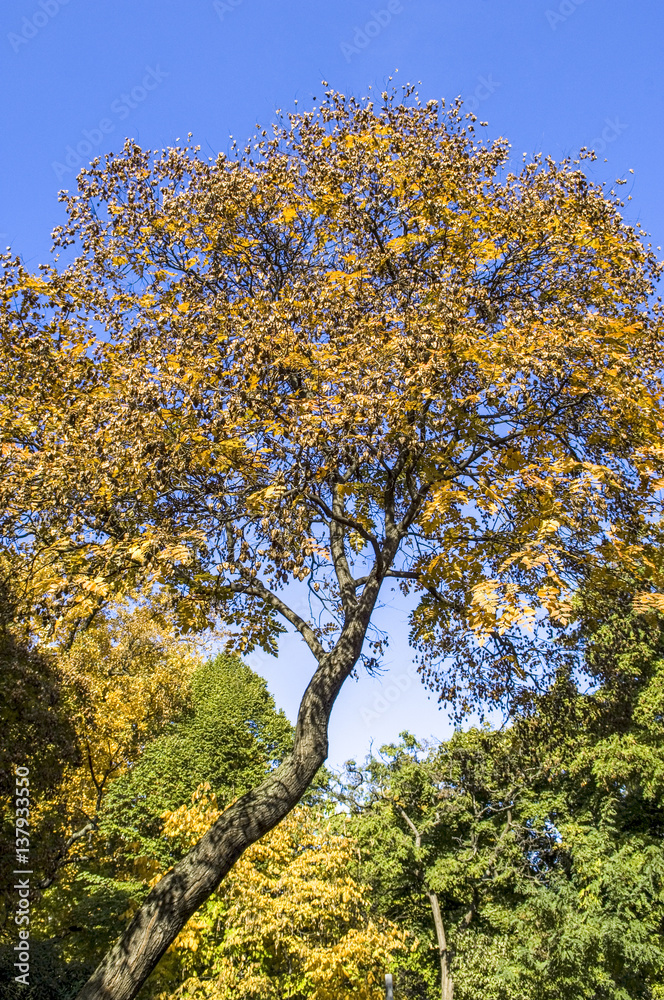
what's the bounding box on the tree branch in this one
[330,483,359,615]
[226,579,325,660]
[305,492,383,569]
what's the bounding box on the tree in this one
[100,653,294,868]
[453,622,664,1000]
[341,596,664,1000]
[0,562,77,947]
[0,602,197,1000]
[2,85,664,998]
[338,731,535,1000]
[0,644,295,1000]
[51,604,198,878]
[155,801,405,1000]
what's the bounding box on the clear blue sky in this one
[2,0,663,764]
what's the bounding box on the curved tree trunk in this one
[75,615,371,1000]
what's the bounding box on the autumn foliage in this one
[2,85,664,999]
[3,87,664,705]
[157,799,405,1000]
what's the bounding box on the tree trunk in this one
[428,890,453,1000]
[395,807,454,1000]
[75,615,371,1000]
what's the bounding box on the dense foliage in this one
[0,626,294,1000]
[2,87,664,998]
[337,591,664,999]
[3,592,664,999]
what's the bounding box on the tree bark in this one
[395,807,454,1000]
[428,890,453,1000]
[75,613,371,1000]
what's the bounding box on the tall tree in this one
[2,87,664,998]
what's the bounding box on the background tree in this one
[342,590,664,1000]
[52,604,198,876]
[0,602,197,999]
[2,86,664,998]
[101,653,294,869]
[0,559,77,953]
[0,641,296,1000]
[153,802,406,1000]
[339,730,534,1000]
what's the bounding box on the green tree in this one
[339,730,532,1000]
[101,653,294,867]
[343,605,664,1000]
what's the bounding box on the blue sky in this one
[2,0,663,764]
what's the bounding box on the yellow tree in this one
[44,603,197,887]
[1,86,664,998]
[0,584,198,976]
[156,795,405,1000]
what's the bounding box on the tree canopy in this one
[3,87,664,704]
[2,86,664,998]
